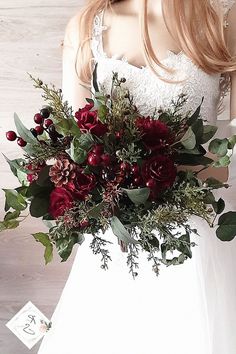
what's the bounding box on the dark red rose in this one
[135,116,173,152]
[141,155,177,198]
[67,169,96,200]
[75,103,108,137]
[48,187,74,219]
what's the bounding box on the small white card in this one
[5,301,52,349]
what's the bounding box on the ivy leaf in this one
[0,219,20,231]
[228,135,236,149]
[180,127,196,150]
[204,177,227,189]
[32,232,53,264]
[209,138,228,157]
[4,210,21,221]
[2,189,27,211]
[212,155,230,167]
[14,112,39,145]
[110,216,139,245]
[56,234,78,262]
[54,117,81,136]
[121,187,150,205]
[2,154,27,176]
[212,198,225,215]
[216,212,236,241]
[177,232,192,258]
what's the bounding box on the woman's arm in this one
[61,11,92,112]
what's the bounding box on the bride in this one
[37,1,236,353]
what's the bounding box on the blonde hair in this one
[73,0,236,114]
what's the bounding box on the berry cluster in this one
[6,107,53,147]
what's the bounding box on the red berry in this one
[133,176,143,186]
[6,130,17,141]
[131,164,139,175]
[80,219,90,228]
[44,119,53,128]
[92,144,104,155]
[101,153,111,166]
[34,113,44,124]
[17,137,27,147]
[120,162,130,171]
[146,178,157,189]
[35,125,44,135]
[87,153,101,166]
[115,129,123,139]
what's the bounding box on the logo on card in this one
[5,301,52,349]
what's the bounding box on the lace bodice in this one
[90,0,235,123]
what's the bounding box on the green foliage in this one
[3,189,27,211]
[122,187,150,205]
[32,232,53,264]
[14,113,39,145]
[216,212,236,241]
[110,216,139,245]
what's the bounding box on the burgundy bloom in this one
[75,103,108,137]
[67,169,96,200]
[48,187,74,219]
[141,155,177,198]
[135,116,173,152]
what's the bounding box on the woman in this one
[37,1,236,353]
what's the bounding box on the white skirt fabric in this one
[37,166,236,354]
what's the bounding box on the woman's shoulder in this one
[63,9,84,48]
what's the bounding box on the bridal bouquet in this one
[1,63,236,277]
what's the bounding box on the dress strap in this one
[90,9,108,60]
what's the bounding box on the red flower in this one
[48,187,74,219]
[141,155,177,198]
[135,116,173,152]
[67,169,96,200]
[75,103,108,137]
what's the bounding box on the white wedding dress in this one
[37,2,236,354]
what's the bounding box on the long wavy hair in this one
[72,0,236,114]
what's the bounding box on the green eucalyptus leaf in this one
[32,232,53,264]
[199,125,218,144]
[186,97,204,125]
[110,216,139,244]
[122,187,150,205]
[216,212,236,241]
[87,202,105,218]
[14,112,39,144]
[192,119,204,143]
[54,117,81,136]
[180,127,196,150]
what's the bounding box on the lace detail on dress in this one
[90,5,233,122]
